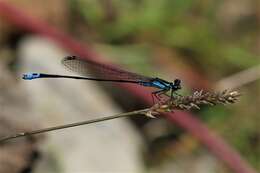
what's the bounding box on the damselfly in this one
[23,56,181,102]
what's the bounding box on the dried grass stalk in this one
[147,90,240,117]
[0,90,240,142]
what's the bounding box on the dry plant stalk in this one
[147,90,240,117]
[0,90,240,142]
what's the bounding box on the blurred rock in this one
[0,55,41,173]
[18,36,145,173]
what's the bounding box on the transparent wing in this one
[62,56,152,82]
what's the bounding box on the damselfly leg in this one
[151,89,169,104]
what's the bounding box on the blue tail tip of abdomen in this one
[23,73,41,80]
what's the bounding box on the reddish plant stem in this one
[0,1,257,173]
[165,110,257,173]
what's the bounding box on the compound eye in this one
[174,79,181,85]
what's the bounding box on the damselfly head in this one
[173,79,181,90]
